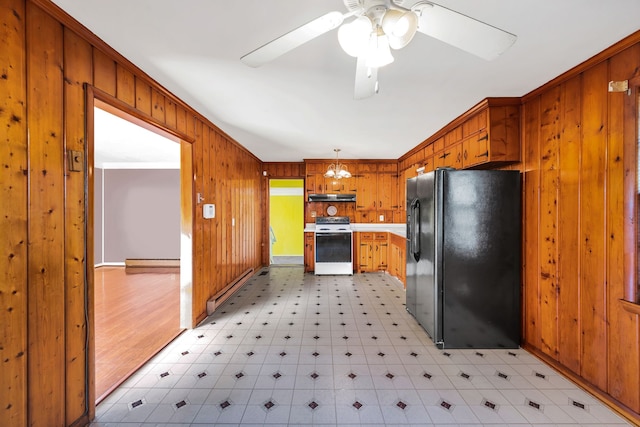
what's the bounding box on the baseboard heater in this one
[124,259,180,274]
[206,268,254,315]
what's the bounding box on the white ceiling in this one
[52,0,640,163]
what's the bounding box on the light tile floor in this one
[91,266,631,426]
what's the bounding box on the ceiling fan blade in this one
[241,11,346,67]
[354,56,378,100]
[413,2,516,61]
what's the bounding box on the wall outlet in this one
[311,211,317,217]
[379,214,384,222]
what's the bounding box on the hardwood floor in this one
[94,266,183,403]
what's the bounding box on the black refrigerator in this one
[406,169,521,349]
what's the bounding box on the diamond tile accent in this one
[527,399,542,411]
[264,400,275,410]
[175,400,187,409]
[535,372,546,379]
[572,400,586,410]
[353,401,363,410]
[310,372,319,380]
[197,371,207,379]
[459,372,471,380]
[235,372,245,379]
[279,351,287,357]
[312,351,320,357]
[483,399,498,411]
[345,352,352,357]
[378,352,385,357]
[423,372,432,379]
[348,372,357,379]
[308,401,319,410]
[159,371,170,378]
[181,351,189,356]
[439,400,453,411]
[396,401,407,410]
[220,400,231,410]
[130,399,144,409]
[386,373,394,379]
[497,371,510,380]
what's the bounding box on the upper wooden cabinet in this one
[400,98,520,176]
[354,162,398,213]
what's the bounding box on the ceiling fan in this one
[240,0,516,99]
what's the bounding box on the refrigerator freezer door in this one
[440,170,521,348]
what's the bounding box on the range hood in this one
[308,193,356,202]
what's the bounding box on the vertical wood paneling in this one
[200,122,212,299]
[115,64,135,106]
[165,99,177,130]
[92,48,115,96]
[0,0,28,425]
[523,98,542,348]
[62,27,92,424]
[134,78,152,115]
[579,61,608,390]
[151,89,165,122]
[538,87,560,357]
[557,76,582,373]
[192,120,205,322]
[26,4,66,424]
[207,129,225,295]
[607,46,640,411]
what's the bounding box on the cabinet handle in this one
[476,151,489,158]
[463,150,468,160]
[439,152,450,159]
[457,152,461,162]
[478,134,489,142]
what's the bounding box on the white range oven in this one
[314,216,353,275]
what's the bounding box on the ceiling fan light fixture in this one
[365,28,394,68]
[381,9,418,49]
[338,16,373,57]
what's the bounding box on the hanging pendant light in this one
[324,148,351,179]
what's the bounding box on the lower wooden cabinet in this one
[304,232,314,272]
[357,232,388,272]
[388,233,406,285]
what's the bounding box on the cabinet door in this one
[355,172,376,210]
[462,130,489,168]
[358,233,373,272]
[304,233,315,272]
[434,143,462,169]
[377,172,397,210]
[375,241,388,270]
[374,233,388,271]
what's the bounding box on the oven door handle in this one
[410,198,420,262]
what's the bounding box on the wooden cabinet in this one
[389,233,406,285]
[357,232,388,272]
[304,232,314,272]
[433,142,463,169]
[354,163,398,223]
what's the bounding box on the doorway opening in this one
[269,179,304,265]
[90,100,191,403]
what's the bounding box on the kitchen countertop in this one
[304,223,405,238]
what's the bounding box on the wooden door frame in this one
[84,85,195,415]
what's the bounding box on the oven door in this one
[314,231,353,275]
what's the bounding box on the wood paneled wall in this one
[520,36,640,422]
[0,0,263,425]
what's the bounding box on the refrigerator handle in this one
[410,199,420,261]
